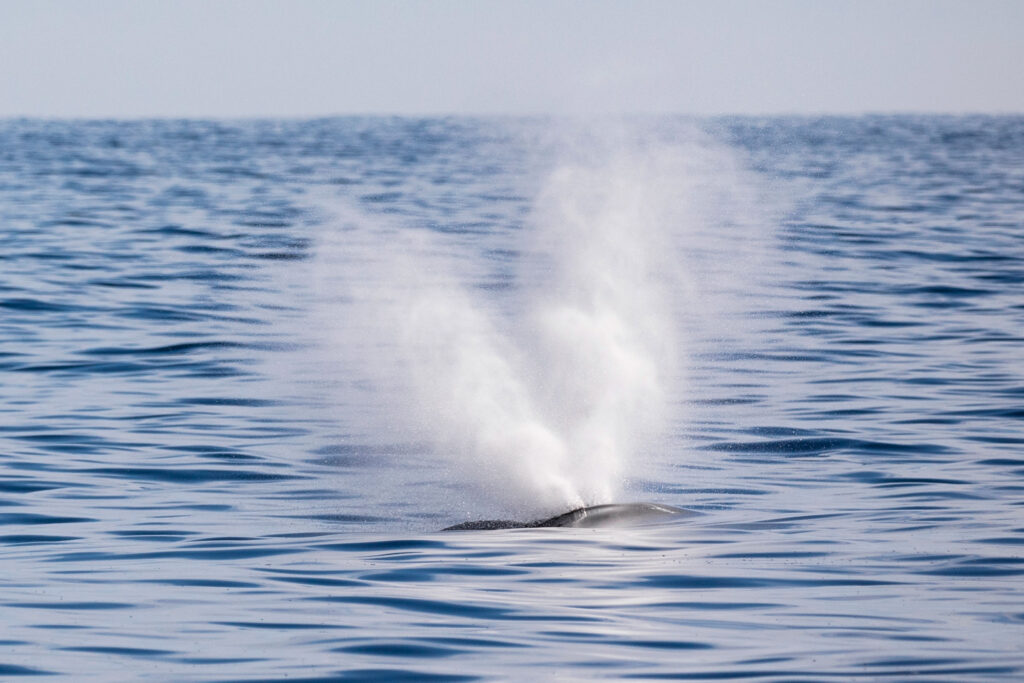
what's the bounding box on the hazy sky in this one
[2,0,1022,117]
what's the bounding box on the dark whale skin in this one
[443,502,693,531]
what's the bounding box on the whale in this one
[443,502,694,531]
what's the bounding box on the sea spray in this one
[515,147,685,507]
[313,121,767,520]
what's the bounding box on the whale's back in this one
[539,502,692,528]
[443,502,693,531]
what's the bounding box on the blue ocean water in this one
[1,116,1023,680]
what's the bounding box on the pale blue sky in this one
[2,0,1022,117]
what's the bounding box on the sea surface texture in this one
[1,116,1023,680]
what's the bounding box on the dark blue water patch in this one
[236,670,481,683]
[83,467,300,484]
[623,664,1023,680]
[114,304,261,324]
[214,621,354,631]
[264,487,351,501]
[50,545,299,562]
[108,529,197,541]
[316,539,449,553]
[138,578,262,588]
[7,248,80,262]
[960,556,1024,567]
[650,601,784,611]
[698,350,841,364]
[972,434,1024,449]
[710,513,848,532]
[635,573,901,590]
[608,639,715,651]
[231,215,297,230]
[188,535,278,546]
[742,426,820,437]
[37,216,117,228]
[0,513,95,525]
[417,636,528,650]
[0,478,76,494]
[175,657,268,666]
[269,576,363,588]
[138,223,226,238]
[152,502,235,512]
[941,407,1024,420]
[162,444,262,455]
[838,471,968,487]
[175,244,245,257]
[0,297,84,313]
[710,551,830,560]
[308,595,524,621]
[189,450,263,462]
[690,397,761,406]
[859,656,987,670]
[59,645,176,658]
[362,565,529,582]
[177,397,282,407]
[698,437,952,458]
[0,663,52,676]
[900,284,996,298]
[266,531,334,540]
[923,564,1024,578]
[333,641,465,658]
[10,360,173,376]
[974,537,1024,546]
[207,166,272,182]
[0,534,79,545]
[876,489,987,502]
[139,268,250,284]
[250,250,309,261]
[254,568,365,582]
[86,277,162,290]
[77,341,255,356]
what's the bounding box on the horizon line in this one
[3,109,1023,122]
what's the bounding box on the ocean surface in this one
[1,115,1023,680]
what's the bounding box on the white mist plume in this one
[313,122,765,520]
